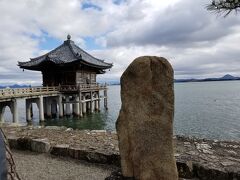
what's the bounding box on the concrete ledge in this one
[31,138,51,153]
[8,137,50,153]
[8,136,31,150]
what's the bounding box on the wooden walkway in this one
[0,87,59,101]
[0,84,108,123]
[0,84,107,101]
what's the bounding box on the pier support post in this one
[26,99,32,122]
[73,96,80,116]
[65,96,71,116]
[98,92,100,111]
[11,99,18,123]
[51,101,57,118]
[43,98,47,117]
[37,96,44,122]
[79,92,83,117]
[0,105,5,123]
[87,101,91,112]
[90,91,94,113]
[95,96,98,111]
[82,95,86,114]
[104,88,108,110]
[30,104,33,118]
[46,98,52,118]
[58,95,63,118]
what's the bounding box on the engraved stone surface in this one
[116,56,178,180]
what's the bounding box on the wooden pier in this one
[1,35,112,124]
[0,84,108,123]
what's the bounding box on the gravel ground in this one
[12,150,116,180]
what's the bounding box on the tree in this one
[207,0,240,16]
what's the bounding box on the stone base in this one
[2,126,240,180]
[105,169,135,180]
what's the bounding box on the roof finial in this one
[67,34,71,40]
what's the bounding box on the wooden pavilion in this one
[16,35,113,118]
[18,34,113,87]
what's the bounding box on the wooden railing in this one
[60,83,107,92]
[0,86,60,99]
[0,84,107,99]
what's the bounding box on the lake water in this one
[2,81,240,141]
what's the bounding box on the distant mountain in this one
[175,74,240,83]
[107,81,120,85]
[0,84,29,89]
[174,78,198,83]
[220,74,239,80]
[0,75,238,88]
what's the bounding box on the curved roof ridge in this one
[31,43,65,61]
[68,41,80,59]
[70,42,102,61]
[69,42,113,67]
[18,36,113,70]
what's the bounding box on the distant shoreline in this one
[109,79,240,86]
[1,74,240,87]
[174,79,240,83]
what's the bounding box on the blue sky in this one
[0,0,240,85]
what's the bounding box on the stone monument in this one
[116,56,178,180]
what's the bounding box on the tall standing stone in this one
[116,56,178,180]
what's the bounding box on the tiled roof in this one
[18,35,113,69]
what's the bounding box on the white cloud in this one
[0,0,240,85]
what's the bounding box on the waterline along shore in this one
[1,125,240,180]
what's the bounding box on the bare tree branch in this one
[0,128,21,180]
[206,0,240,17]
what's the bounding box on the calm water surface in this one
[3,81,240,141]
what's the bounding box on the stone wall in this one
[2,126,240,180]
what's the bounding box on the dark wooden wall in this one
[41,62,99,86]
